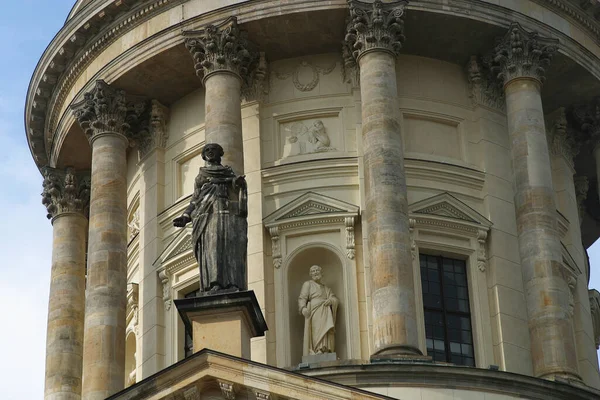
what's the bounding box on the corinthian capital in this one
[490,23,558,86]
[343,0,408,64]
[183,17,259,83]
[546,107,579,168]
[137,100,170,159]
[71,80,149,143]
[41,167,90,220]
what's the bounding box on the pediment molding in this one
[409,192,492,229]
[264,192,360,266]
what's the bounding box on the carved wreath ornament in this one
[273,60,337,92]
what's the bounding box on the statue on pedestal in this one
[298,265,339,356]
[173,144,248,292]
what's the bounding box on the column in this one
[344,0,421,358]
[41,167,90,400]
[184,17,259,175]
[72,80,148,399]
[491,23,580,380]
[137,100,169,378]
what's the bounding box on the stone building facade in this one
[29,0,600,399]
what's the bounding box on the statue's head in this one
[202,143,224,164]
[309,265,322,282]
[313,120,324,130]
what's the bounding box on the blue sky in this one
[0,1,599,399]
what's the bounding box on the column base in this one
[175,290,267,359]
[370,345,430,363]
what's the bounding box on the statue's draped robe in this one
[298,280,338,355]
[184,164,248,292]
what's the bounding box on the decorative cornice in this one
[466,55,505,111]
[490,22,558,86]
[343,0,408,66]
[546,107,579,168]
[41,166,90,220]
[183,17,259,84]
[71,80,149,144]
[137,100,170,159]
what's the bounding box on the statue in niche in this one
[283,120,336,157]
[173,144,248,292]
[298,265,339,355]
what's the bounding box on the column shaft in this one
[505,78,579,379]
[82,132,129,399]
[45,213,88,400]
[359,50,420,357]
[204,73,244,174]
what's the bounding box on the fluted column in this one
[184,17,259,175]
[72,81,148,399]
[491,23,580,380]
[344,0,420,358]
[42,168,90,400]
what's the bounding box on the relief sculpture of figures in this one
[283,120,336,157]
[173,143,248,292]
[298,265,339,356]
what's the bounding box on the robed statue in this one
[298,265,339,355]
[173,144,248,292]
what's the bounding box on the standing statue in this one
[173,144,248,292]
[298,265,339,355]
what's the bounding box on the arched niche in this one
[286,244,348,366]
[125,332,137,387]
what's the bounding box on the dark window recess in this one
[183,289,200,358]
[420,254,475,367]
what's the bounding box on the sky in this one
[0,1,599,399]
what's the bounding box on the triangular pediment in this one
[264,191,359,227]
[409,192,492,228]
[108,350,390,400]
[154,226,194,267]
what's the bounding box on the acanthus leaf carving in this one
[183,17,259,85]
[218,380,236,400]
[343,0,408,66]
[71,80,149,143]
[41,166,90,219]
[269,227,282,269]
[477,229,488,272]
[466,55,505,111]
[490,22,558,86]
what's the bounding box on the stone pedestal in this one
[175,290,267,359]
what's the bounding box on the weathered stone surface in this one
[344,1,420,358]
[44,212,88,400]
[72,82,134,399]
[497,52,580,380]
[173,144,248,293]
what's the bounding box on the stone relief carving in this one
[218,381,236,400]
[490,22,558,85]
[477,230,488,272]
[589,289,600,349]
[137,100,170,159]
[128,207,140,239]
[466,55,505,111]
[269,227,282,269]
[41,167,91,219]
[282,119,336,158]
[345,217,356,260]
[298,265,339,356]
[158,269,172,311]
[572,98,600,146]
[272,59,337,92]
[127,283,139,336]
[546,107,579,169]
[575,176,589,225]
[409,218,417,261]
